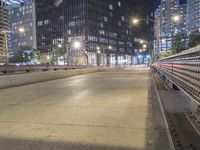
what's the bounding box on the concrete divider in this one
[0,68,117,89]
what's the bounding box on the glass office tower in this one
[187,0,200,34]
[8,0,37,53]
[35,0,153,66]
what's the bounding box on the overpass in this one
[0,45,199,149]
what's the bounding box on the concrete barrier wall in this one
[0,68,106,89]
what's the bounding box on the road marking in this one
[151,71,175,150]
[185,113,200,136]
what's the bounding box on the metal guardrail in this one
[153,45,200,103]
[0,65,87,74]
[152,44,200,124]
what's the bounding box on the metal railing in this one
[0,65,87,74]
[152,45,200,103]
[152,45,200,124]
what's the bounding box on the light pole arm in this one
[138,19,155,23]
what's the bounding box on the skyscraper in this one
[179,3,187,33]
[154,0,187,52]
[0,0,8,64]
[35,0,153,66]
[187,0,200,34]
[8,0,37,53]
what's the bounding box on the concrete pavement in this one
[153,73,200,149]
[0,71,171,150]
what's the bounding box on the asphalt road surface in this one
[0,71,171,150]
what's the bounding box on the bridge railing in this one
[152,45,200,103]
[0,65,88,74]
[152,45,200,123]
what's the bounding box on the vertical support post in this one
[4,32,8,65]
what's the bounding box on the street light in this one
[172,15,180,23]
[73,41,81,49]
[132,15,182,62]
[47,55,50,60]
[143,44,147,49]
[133,18,140,24]
[58,44,62,48]
[18,27,25,33]
[84,50,88,66]
[140,40,144,44]
[96,47,101,66]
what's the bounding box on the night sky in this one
[154,0,187,10]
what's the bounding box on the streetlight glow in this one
[96,46,100,50]
[138,55,142,59]
[140,40,144,44]
[172,15,180,22]
[47,55,50,60]
[108,46,112,49]
[97,50,101,54]
[133,18,139,24]
[143,44,147,49]
[73,41,81,49]
[18,27,25,33]
[58,44,62,48]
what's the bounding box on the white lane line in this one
[151,71,175,150]
[185,113,200,136]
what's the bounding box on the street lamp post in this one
[72,41,82,66]
[96,45,112,67]
[132,15,180,62]
[96,46,101,66]
[85,50,88,66]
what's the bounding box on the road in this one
[0,71,171,150]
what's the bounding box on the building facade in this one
[154,0,187,53]
[0,0,9,64]
[187,0,200,34]
[35,0,153,66]
[8,0,37,53]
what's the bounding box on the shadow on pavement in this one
[0,136,145,150]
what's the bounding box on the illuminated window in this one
[109,4,113,10]
[118,1,121,7]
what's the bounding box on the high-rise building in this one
[154,6,161,54]
[154,0,187,52]
[8,0,37,53]
[35,0,153,66]
[0,0,8,64]
[179,4,187,33]
[187,0,200,34]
